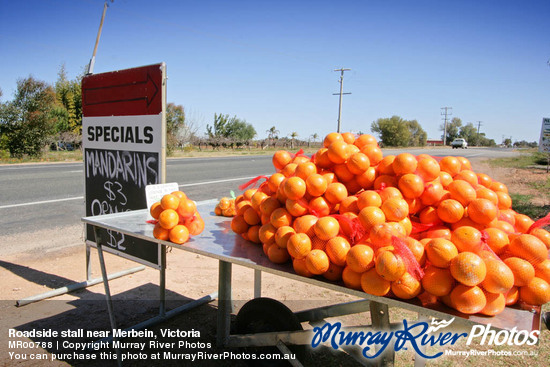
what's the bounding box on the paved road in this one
[0,147,519,253]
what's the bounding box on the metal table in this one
[82,202,543,366]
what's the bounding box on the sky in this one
[1,0,549,143]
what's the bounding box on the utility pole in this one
[476,121,483,145]
[441,107,452,145]
[87,1,113,75]
[333,68,351,133]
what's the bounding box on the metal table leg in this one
[217,260,232,346]
[370,301,394,367]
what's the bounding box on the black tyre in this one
[234,297,305,366]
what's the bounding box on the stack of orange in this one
[150,191,205,244]
[230,132,550,316]
[215,197,237,217]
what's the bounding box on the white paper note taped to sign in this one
[145,183,180,219]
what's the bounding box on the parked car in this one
[451,138,468,149]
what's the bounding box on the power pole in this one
[476,121,483,145]
[87,1,113,75]
[441,107,452,145]
[333,68,351,133]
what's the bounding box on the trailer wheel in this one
[234,297,305,366]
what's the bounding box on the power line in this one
[441,107,452,145]
[333,68,351,133]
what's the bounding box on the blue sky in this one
[1,0,549,143]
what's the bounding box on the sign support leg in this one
[217,260,232,346]
[369,301,394,366]
[159,244,166,317]
[254,269,262,298]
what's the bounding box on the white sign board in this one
[539,117,550,153]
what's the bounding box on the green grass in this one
[487,150,549,168]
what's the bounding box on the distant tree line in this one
[440,117,496,146]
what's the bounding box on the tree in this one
[459,123,479,146]
[441,117,462,145]
[54,64,82,135]
[289,131,298,149]
[0,76,57,157]
[166,103,186,153]
[371,116,427,147]
[266,126,279,147]
[206,113,256,142]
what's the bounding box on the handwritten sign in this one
[539,117,550,153]
[82,64,166,269]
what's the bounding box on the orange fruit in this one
[534,260,550,283]
[258,223,277,245]
[323,132,344,147]
[503,257,535,287]
[243,207,261,226]
[285,198,308,217]
[259,196,281,217]
[293,258,314,277]
[508,234,548,265]
[295,161,317,180]
[377,155,395,175]
[422,226,452,241]
[419,206,441,224]
[355,166,377,189]
[327,141,351,164]
[467,198,498,225]
[171,190,187,201]
[218,197,233,210]
[451,226,483,253]
[305,173,328,197]
[457,156,472,170]
[358,206,386,232]
[392,272,422,299]
[531,228,550,249]
[439,156,462,177]
[324,182,348,204]
[270,207,293,228]
[292,214,318,237]
[439,171,454,188]
[481,259,514,294]
[422,265,454,297]
[311,236,328,251]
[505,286,519,306]
[354,134,378,149]
[341,131,356,144]
[378,187,403,202]
[342,266,363,290]
[231,215,249,234]
[250,190,269,211]
[425,238,458,268]
[519,277,550,306]
[393,153,418,175]
[381,197,409,222]
[361,268,391,296]
[496,191,512,210]
[398,174,425,199]
[483,228,510,255]
[313,148,333,169]
[373,175,398,190]
[475,187,498,206]
[492,220,516,234]
[514,214,535,233]
[323,262,344,281]
[243,189,257,201]
[338,196,359,214]
[267,244,290,264]
[450,252,487,286]
[480,292,506,316]
[153,223,170,241]
[150,202,163,219]
[477,173,493,188]
[160,194,180,211]
[455,170,478,187]
[308,196,331,217]
[313,216,340,240]
[420,182,445,206]
[437,199,464,223]
[416,157,441,182]
[357,190,382,209]
[448,180,476,207]
[169,224,190,244]
[305,249,330,275]
[375,250,406,281]
[361,145,384,166]
[272,150,292,170]
[283,177,306,201]
[236,200,253,216]
[404,237,426,265]
[158,209,179,230]
[267,172,286,192]
[449,284,487,314]
[347,152,370,175]
[369,223,398,246]
[490,181,508,193]
[325,236,351,266]
[247,225,261,244]
[281,162,298,177]
[275,226,296,249]
[346,244,374,273]
[287,233,312,259]
[184,214,205,236]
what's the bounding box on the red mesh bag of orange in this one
[228,132,550,316]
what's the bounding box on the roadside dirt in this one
[1,157,549,367]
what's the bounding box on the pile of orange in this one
[229,132,550,316]
[215,197,237,217]
[150,191,205,244]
